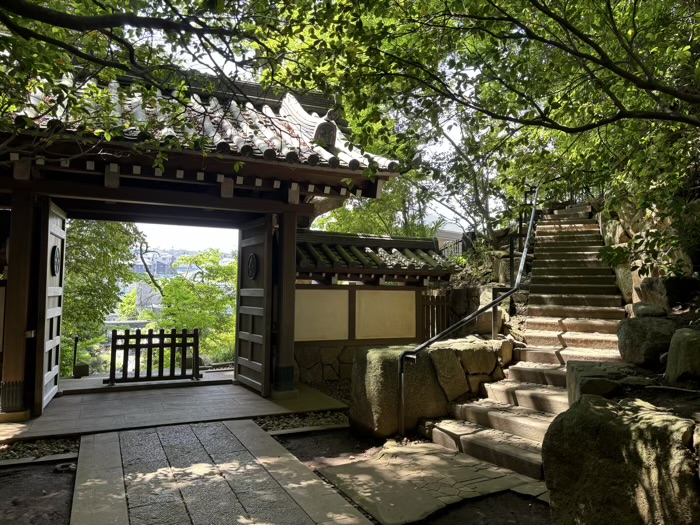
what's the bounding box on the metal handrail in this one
[398,185,542,436]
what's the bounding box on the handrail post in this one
[491,288,499,340]
[509,234,515,287]
[108,330,117,386]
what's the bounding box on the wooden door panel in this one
[235,216,272,396]
[35,201,66,413]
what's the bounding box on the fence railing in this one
[421,290,454,340]
[104,328,202,385]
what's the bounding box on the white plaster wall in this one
[355,290,416,340]
[295,289,349,341]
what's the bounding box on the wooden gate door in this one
[235,216,273,396]
[35,200,67,413]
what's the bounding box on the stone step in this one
[431,419,544,480]
[536,234,605,248]
[538,218,598,225]
[536,223,599,233]
[535,241,604,250]
[507,363,567,388]
[527,304,626,319]
[514,347,624,365]
[451,399,555,443]
[534,252,600,260]
[554,205,592,215]
[525,317,620,334]
[529,283,620,295]
[533,259,608,269]
[536,230,602,239]
[483,379,569,414]
[543,211,590,220]
[529,294,622,307]
[530,270,615,280]
[536,247,602,256]
[523,330,619,350]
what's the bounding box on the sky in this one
[136,223,238,252]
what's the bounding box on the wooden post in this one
[1,191,36,412]
[273,211,297,397]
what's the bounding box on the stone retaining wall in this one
[295,343,386,383]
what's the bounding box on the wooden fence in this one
[421,290,454,341]
[104,328,202,385]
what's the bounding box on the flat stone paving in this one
[320,442,548,525]
[72,419,370,525]
[0,383,345,441]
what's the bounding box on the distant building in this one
[436,228,466,257]
[131,250,176,277]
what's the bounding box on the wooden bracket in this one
[220,177,234,198]
[104,163,120,188]
[12,159,32,181]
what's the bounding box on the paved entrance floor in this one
[320,442,549,525]
[72,419,371,525]
[0,384,345,442]
[59,369,236,393]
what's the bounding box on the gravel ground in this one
[254,411,349,432]
[0,439,79,461]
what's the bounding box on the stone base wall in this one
[295,343,394,383]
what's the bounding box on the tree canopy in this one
[3,0,699,273]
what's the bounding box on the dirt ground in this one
[276,428,552,525]
[0,462,75,525]
[274,428,385,469]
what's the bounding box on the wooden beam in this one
[0,177,315,216]
[60,199,257,228]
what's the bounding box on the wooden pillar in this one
[1,191,36,412]
[272,211,297,396]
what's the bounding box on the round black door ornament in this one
[247,253,258,280]
[50,245,61,277]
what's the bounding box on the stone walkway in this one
[72,419,370,525]
[320,442,548,525]
[0,384,345,441]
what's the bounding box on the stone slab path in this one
[72,419,370,525]
[0,384,345,442]
[320,442,548,525]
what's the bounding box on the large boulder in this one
[430,338,506,371]
[666,329,700,386]
[632,302,667,318]
[350,346,449,438]
[543,395,700,525]
[618,317,676,368]
[566,361,656,404]
[449,285,503,336]
[428,348,468,401]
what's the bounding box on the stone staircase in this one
[428,202,626,480]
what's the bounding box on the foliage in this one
[63,220,143,338]
[117,288,139,320]
[450,239,494,286]
[146,250,238,363]
[60,333,112,377]
[315,172,444,237]
[3,1,700,277]
[60,220,142,376]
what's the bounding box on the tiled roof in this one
[296,230,454,283]
[11,79,399,173]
